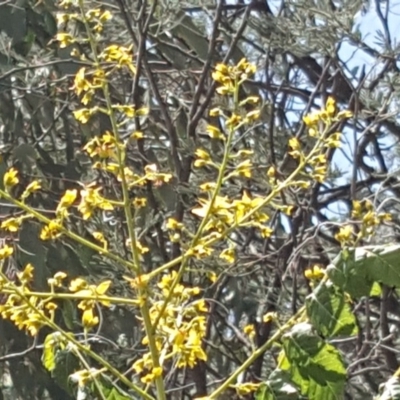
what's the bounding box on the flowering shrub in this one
[0,2,396,400]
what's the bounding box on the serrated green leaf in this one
[327,249,373,298]
[360,245,400,287]
[328,245,400,299]
[306,282,358,338]
[256,370,300,400]
[280,323,346,400]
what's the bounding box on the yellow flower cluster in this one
[0,264,56,336]
[284,97,353,184]
[191,191,272,241]
[337,199,391,247]
[56,5,112,37]
[126,271,207,383]
[303,97,352,134]
[73,68,105,105]
[69,277,111,329]
[334,200,391,247]
[84,131,118,159]
[212,58,257,95]
[78,186,114,220]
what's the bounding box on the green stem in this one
[151,81,241,333]
[208,308,305,399]
[77,3,165,398]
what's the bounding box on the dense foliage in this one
[0,1,400,399]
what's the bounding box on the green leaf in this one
[256,370,300,400]
[306,281,358,338]
[327,248,373,298]
[52,349,79,394]
[105,388,132,400]
[376,377,400,400]
[360,245,400,287]
[327,245,400,298]
[280,323,346,400]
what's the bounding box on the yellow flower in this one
[196,300,208,312]
[92,231,108,250]
[245,109,260,122]
[219,247,235,263]
[207,271,217,283]
[206,125,224,140]
[56,32,74,48]
[136,241,149,255]
[1,217,21,232]
[216,86,231,95]
[199,182,216,192]
[209,108,220,116]
[337,110,353,119]
[17,263,34,284]
[240,96,260,106]
[263,312,277,323]
[166,218,183,230]
[56,189,77,218]
[187,244,213,259]
[133,197,147,208]
[259,225,273,238]
[0,245,13,259]
[325,96,336,117]
[234,382,260,396]
[226,113,242,128]
[194,159,208,168]
[99,10,112,22]
[195,148,210,161]
[100,45,134,68]
[130,131,143,140]
[69,278,88,292]
[288,137,301,151]
[152,367,162,377]
[378,212,392,222]
[326,132,342,148]
[303,111,320,127]
[21,180,41,200]
[78,187,113,220]
[74,108,95,124]
[335,225,354,246]
[267,166,276,178]
[124,273,150,289]
[74,68,91,96]
[304,265,325,280]
[40,220,63,241]
[243,324,255,338]
[82,308,99,328]
[4,168,19,188]
[56,13,70,26]
[50,271,67,288]
[214,63,229,75]
[235,159,252,178]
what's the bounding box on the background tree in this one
[0,0,400,399]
